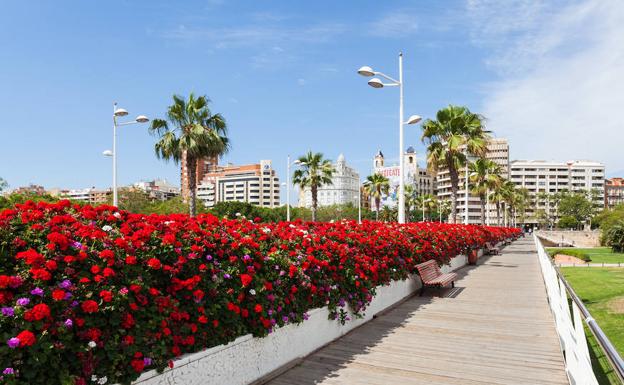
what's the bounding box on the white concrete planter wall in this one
[131,254,468,385]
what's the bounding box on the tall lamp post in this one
[357,53,421,224]
[286,156,303,222]
[104,103,149,207]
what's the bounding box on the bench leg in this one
[420,285,425,296]
[451,281,455,288]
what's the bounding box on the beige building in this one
[605,178,624,209]
[435,138,510,224]
[510,160,605,224]
[196,160,280,208]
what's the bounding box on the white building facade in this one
[299,154,360,208]
[510,159,605,225]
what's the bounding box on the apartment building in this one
[299,154,360,208]
[435,138,510,224]
[604,178,624,209]
[133,179,180,201]
[50,187,112,205]
[196,160,280,208]
[510,160,605,224]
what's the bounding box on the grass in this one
[561,267,624,384]
[547,247,624,264]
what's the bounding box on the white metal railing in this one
[533,234,599,385]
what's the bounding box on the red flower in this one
[125,255,137,265]
[16,249,44,266]
[240,274,252,287]
[99,290,113,303]
[24,303,51,321]
[17,330,36,347]
[254,304,263,313]
[52,289,66,301]
[147,258,162,270]
[81,300,99,313]
[30,268,51,281]
[130,359,145,373]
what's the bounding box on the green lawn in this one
[562,267,624,384]
[547,247,624,264]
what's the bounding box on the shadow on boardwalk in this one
[265,239,568,385]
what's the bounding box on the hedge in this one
[0,200,520,384]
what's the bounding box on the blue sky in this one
[1,0,623,197]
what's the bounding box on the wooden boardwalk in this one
[265,238,568,385]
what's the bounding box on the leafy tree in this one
[558,215,579,229]
[415,194,437,222]
[422,105,489,223]
[0,178,7,193]
[149,93,228,217]
[292,151,334,222]
[107,188,153,213]
[0,192,59,210]
[557,191,594,227]
[365,173,390,221]
[469,158,501,225]
[604,220,624,252]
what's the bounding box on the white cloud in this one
[467,0,624,174]
[370,12,418,37]
[297,78,306,86]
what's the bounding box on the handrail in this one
[534,234,624,384]
[554,263,624,382]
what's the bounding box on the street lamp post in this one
[106,103,149,207]
[358,54,421,224]
[286,157,303,222]
[464,146,470,225]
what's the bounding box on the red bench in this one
[415,260,458,296]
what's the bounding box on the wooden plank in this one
[264,238,568,385]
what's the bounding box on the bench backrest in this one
[415,260,442,283]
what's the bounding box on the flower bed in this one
[0,201,519,384]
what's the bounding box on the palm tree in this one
[292,151,334,221]
[149,94,228,217]
[415,194,437,221]
[491,179,514,226]
[422,105,489,223]
[469,158,502,225]
[365,173,390,221]
[404,185,417,222]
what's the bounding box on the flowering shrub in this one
[0,201,519,384]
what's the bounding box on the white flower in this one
[101,225,112,232]
[262,227,271,234]
[98,377,108,384]
[113,212,121,219]
[235,212,242,217]
[289,224,296,229]
[88,341,97,348]
[249,289,256,295]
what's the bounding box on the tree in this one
[558,215,579,229]
[422,105,489,223]
[415,194,437,222]
[365,173,390,221]
[468,158,501,225]
[404,185,417,222]
[292,151,334,222]
[149,93,228,217]
[557,191,594,227]
[108,188,152,213]
[604,220,624,252]
[0,178,7,193]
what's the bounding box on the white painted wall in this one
[131,254,468,385]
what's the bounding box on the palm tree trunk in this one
[375,197,380,221]
[480,194,486,225]
[188,156,197,217]
[496,202,501,226]
[311,184,318,221]
[448,167,459,224]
